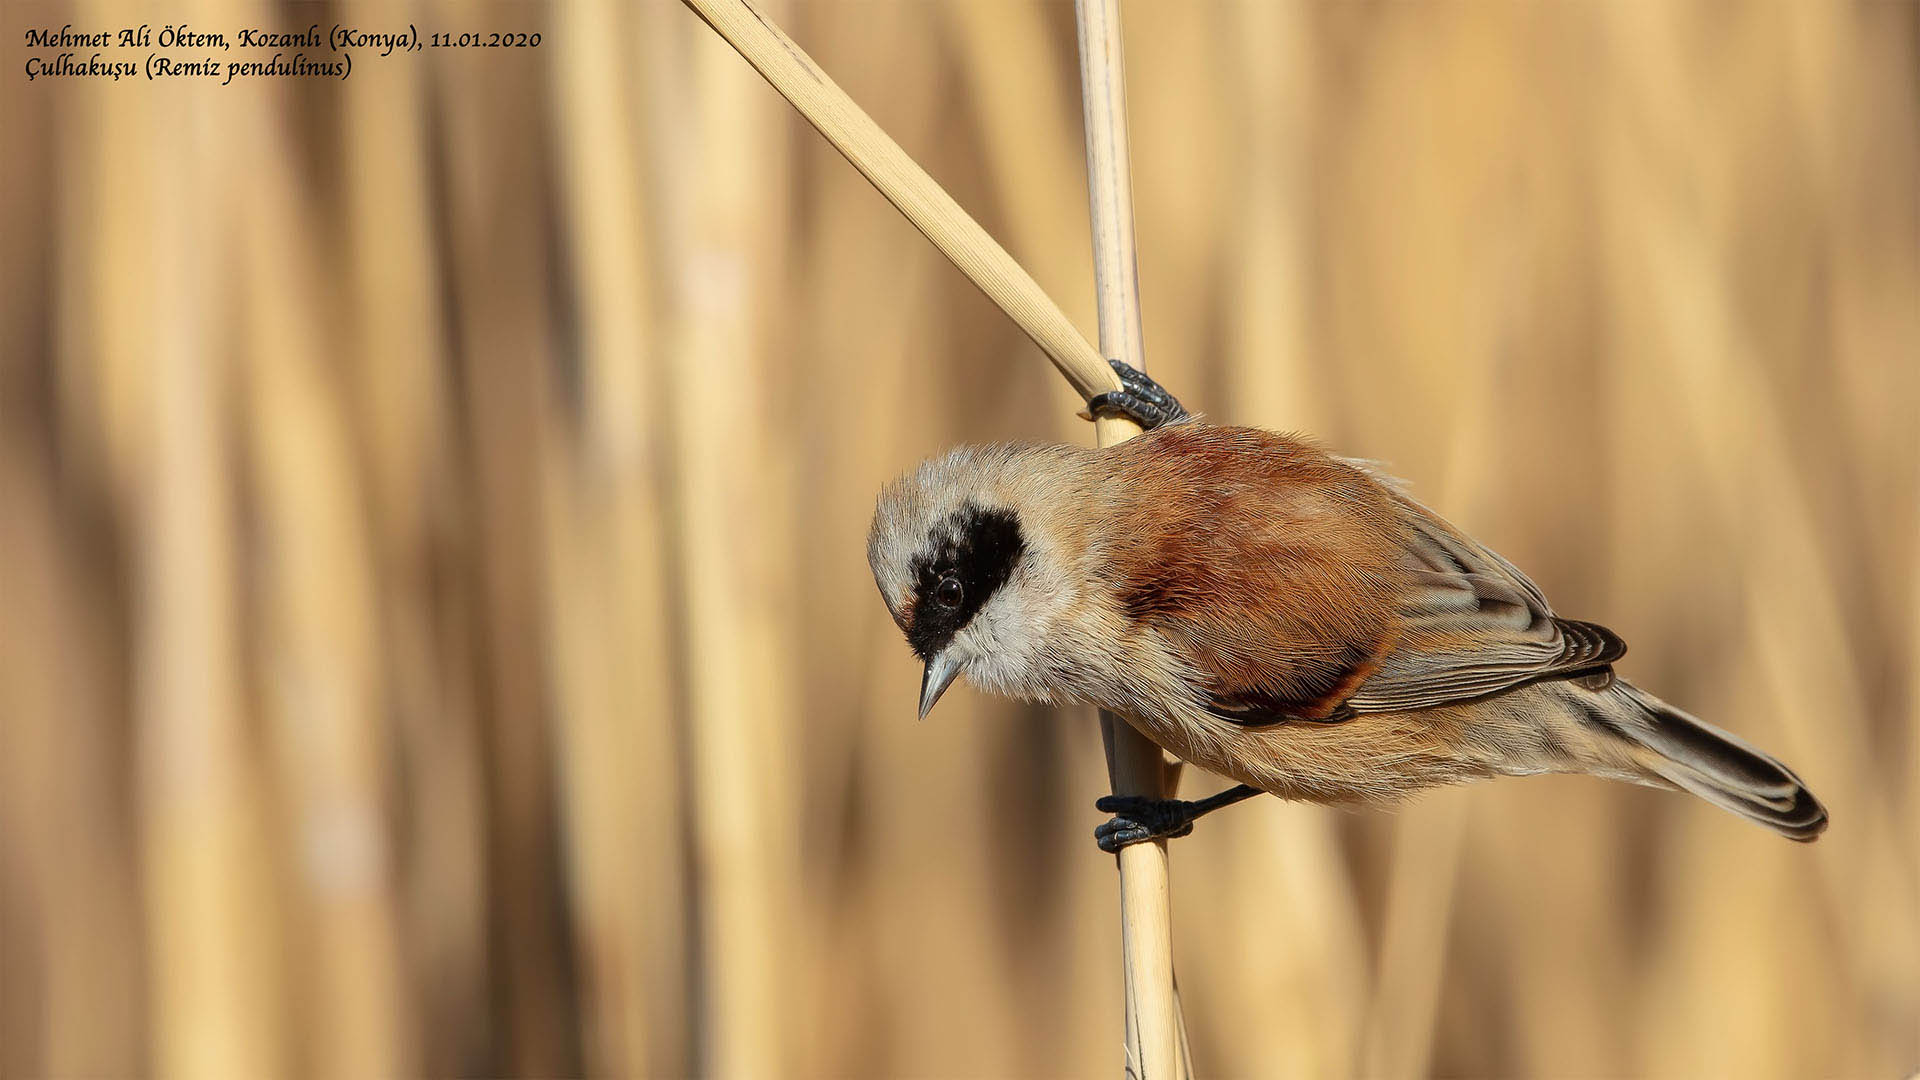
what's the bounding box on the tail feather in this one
[1602,683,1828,841]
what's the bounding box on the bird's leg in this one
[1093,783,1264,853]
[1083,359,1190,431]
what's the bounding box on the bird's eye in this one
[933,576,964,609]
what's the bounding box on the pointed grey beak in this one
[919,652,962,720]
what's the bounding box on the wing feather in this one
[1343,491,1625,713]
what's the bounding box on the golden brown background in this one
[3,1,1917,1076]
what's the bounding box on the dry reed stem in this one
[431,30,582,1069]
[136,92,287,1080]
[677,0,1122,404]
[1074,1,1191,1078]
[231,87,411,1078]
[547,0,679,1073]
[335,8,490,1067]
[660,10,804,1075]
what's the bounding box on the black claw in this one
[1084,359,1190,431]
[1093,794,1200,853]
[1091,785,1265,853]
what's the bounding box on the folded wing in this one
[1343,490,1624,713]
[1111,428,1624,726]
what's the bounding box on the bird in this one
[866,361,1827,852]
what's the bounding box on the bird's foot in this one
[1093,795,1201,853]
[1092,784,1264,853]
[1082,359,1190,431]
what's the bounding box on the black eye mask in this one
[905,504,1025,659]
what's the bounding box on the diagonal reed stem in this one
[679,0,1121,403]
[677,0,1187,1074]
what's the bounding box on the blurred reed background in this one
[3,0,1917,1076]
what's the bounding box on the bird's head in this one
[867,444,1088,718]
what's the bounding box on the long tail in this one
[1596,681,1828,841]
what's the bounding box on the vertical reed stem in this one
[1074,3,1192,1077]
